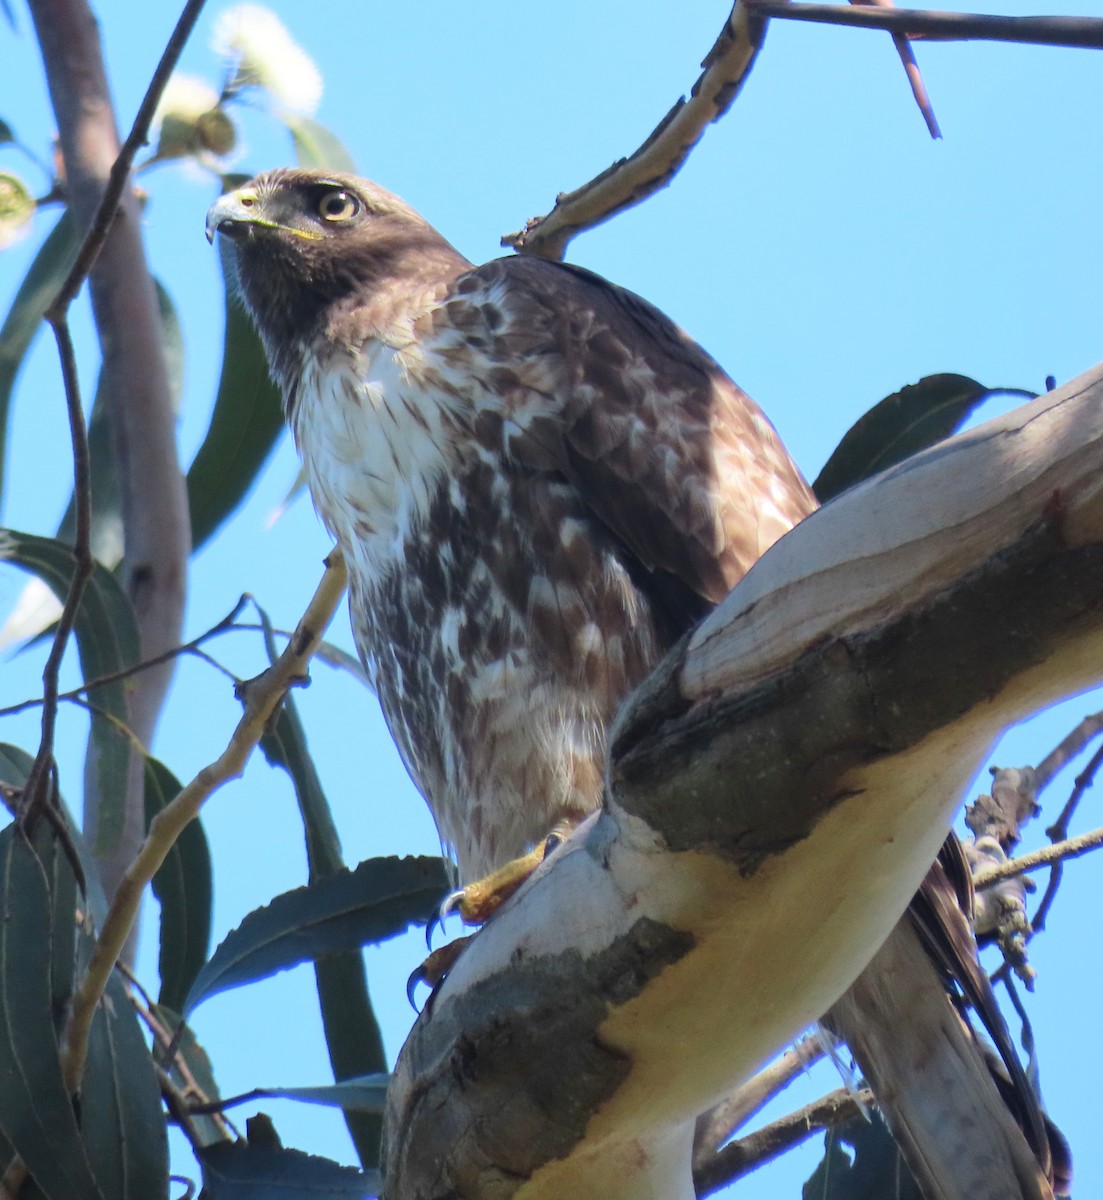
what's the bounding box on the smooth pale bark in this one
[385,364,1103,1199]
[30,0,191,927]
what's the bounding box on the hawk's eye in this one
[317,190,360,222]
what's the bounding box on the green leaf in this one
[197,1140,380,1198]
[803,1111,921,1200]
[183,855,451,1015]
[288,117,356,173]
[82,968,169,1200]
[150,1005,228,1148]
[218,1074,391,1114]
[0,212,80,507]
[0,743,109,929]
[0,825,103,1200]
[257,611,385,1167]
[0,529,141,855]
[0,119,14,145]
[144,756,213,1012]
[187,240,285,551]
[812,374,1034,504]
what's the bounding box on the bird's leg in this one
[411,819,581,1007]
[444,817,580,925]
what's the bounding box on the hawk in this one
[207,169,1063,1198]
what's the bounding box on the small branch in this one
[58,551,347,1096]
[694,1087,873,1196]
[742,4,1103,50]
[0,596,250,721]
[693,1036,825,1168]
[972,824,1103,891]
[1033,740,1103,934]
[850,0,941,138]
[19,318,93,824]
[1033,709,1103,792]
[502,3,764,259]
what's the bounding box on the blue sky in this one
[1,1,1101,1196]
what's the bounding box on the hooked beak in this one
[205,187,262,244]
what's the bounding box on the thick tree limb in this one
[385,364,1103,1199]
[29,0,194,921]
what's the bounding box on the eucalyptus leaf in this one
[0,212,79,506]
[257,608,386,1166]
[198,1140,379,1199]
[187,239,284,550]
[144,756,213,1012]
[812,374,1034,503]
[183,855,450,1015]
[0,826,103,1200]
[288,117,356,173]
[0,529,141,855]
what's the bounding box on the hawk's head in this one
[206,169,467,388]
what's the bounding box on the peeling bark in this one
[385,365,1103,1199]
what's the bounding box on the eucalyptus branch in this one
[57,550,348,1096]
[693,1036,825,1168]
[850,0,940,138]
[1033,709,1103,793]
[694,1086,874,1196]
[973,824,1103,891]
[742,3,1103,49]
[502,3,764,260]
[0,595,250,721]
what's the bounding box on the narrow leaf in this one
[0,743,109,929]
[82,967,169,1200]
[183,855,450,1015]
[812,374,1033,503]
[187,241,284,550]
[288,117,356,173]
[150,1005,228,1148]
[0,825,103,1200]
[219,1074,390,1114]
[0,212,79,506]
[0,530,141,855]
[258,610,385,1166]
[144,756,213,1012]
[198,1140,379,1199]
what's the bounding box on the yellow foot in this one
[442,820,576,925]
[407,935,473,1011]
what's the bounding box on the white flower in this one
[213,5,323,116]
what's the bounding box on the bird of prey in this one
[207,169,1063,1200]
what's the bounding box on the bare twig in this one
[0,596,250,721]
[850,0,941,138]
[742,4,1103,49]
[58,550,347,1096]
[502,3,765,260]
[693,1037,825,1168]
[694,1086,873,1196]
[973,824,1103,892]
[1033,741,1103,935]
[1033,709,1103,792]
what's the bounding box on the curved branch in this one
[386,363,1103,1199]
[501,3,765,260]
[59,550,347,1095]
[974,825,1103,891]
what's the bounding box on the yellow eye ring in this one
[318,190,360,222]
